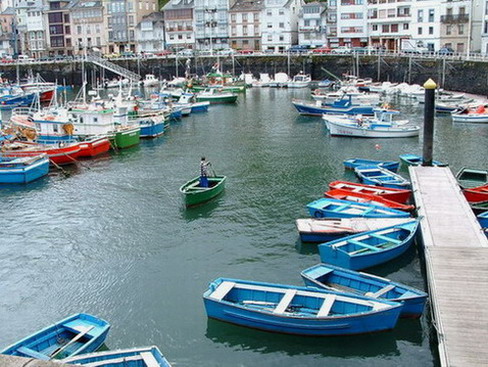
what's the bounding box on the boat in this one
[195,89,238,104]
[463,184,488,203]
[2,141,82,166]
[355,166,411,189]
[0,313,110,360]
[203,277,403,336]
[287,72,311,88]
[324,188,415,211]
[435,102,463,114]
[141,74,160,87]
[343,158,399,173]
[179,175,226,207]
[306,198,411,219]
[399,154,448,167]
[329,180,412,204]
[268,72,290,88]
[478,211,488,228]
[317,220,420,270]
[451,105,488,123]
[301,264,427,318]
[62,346,172,367]
[0,153,49,184]
[456,168,488,189]
[470,200,488,215]
[296,217,414,243]
[77,136,111,158]
[292,95,375,117]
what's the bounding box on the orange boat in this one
[3,141,82,165]
[328,180,412,204]
[324,188,415,212]
[78,137,111,158]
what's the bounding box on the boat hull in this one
[78,137,111,158]
[180,176,226,207]
[292,100,375,117]
[195,95,238,104]
[111,127,141,149]
[343,159,399,173]
[329,180,411,204]
[139,120,165,138]
[0,155,49,184]
[456,168,488,189]
[463,185,488,203]
[307,198,410,219]
[327,120,419,138]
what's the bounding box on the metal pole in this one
[408,56,412,84]
[377,54,380,81]
[422,78,437,166]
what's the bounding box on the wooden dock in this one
[0,355,70,366]
[409,166,488,367]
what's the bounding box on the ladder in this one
[87,55,141,82]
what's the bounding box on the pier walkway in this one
[410,166,488,367]
[0,355,69,366]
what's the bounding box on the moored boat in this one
[203,277,403,336]
[343,158,399,173]
[3,141,82,165]
[478,211,488,228]
[195,89,238,104]
[301,264,427,318]
[456,168,488,189]
[287,72,312,88]
[463,184,488,203]
[0,313,110,360]
[451,105,488,123]
[0,153,49,184]
[292,95,375,117]
[77,136,111,158]
[470,200,488,215]
[355,165,411,189]
[399,154,448,167]
[180,175,226,207]
[318,220,420,270]
[328,180,412,204]
[307,198,411,219]
[324,115,419,138]
[324,188,415,211]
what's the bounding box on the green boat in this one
[180,175,227,207]
[110,126,141,149]
[195,89,238,104]
[456,167,488,189]
[191,85,246,93]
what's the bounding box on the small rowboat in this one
[296,218,414,243]
[62,346,172,366]
[318,220,419,270]
[307,198,411,219]
[329,180,411,204]
[463,184,488,203]
[399,154,448,167]
[355,165,411,189]
[478,211,488,228]
[301,264,427,318]
[3,141,82,165]
[179,175,226,207]
[77,136,111,158]
[0,313,110,360]
[343,158,399,173]
[203,277,402,336]
[456,168,488,189]
[324,188,415,212]
[0,153,49,184]
[470,200,488,215]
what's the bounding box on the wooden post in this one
[422,78,437,166]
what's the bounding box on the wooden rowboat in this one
[343,158,399,173]
[399,154,448,167]
[463,184,488,203]
[478,211,488,228]
[179,175,226,207]
[324,188,415,211]
[354,165,411,189]
[329,180,411,204]
[470,200,488,215]
[456,168,488,189]
[203,277,402,336]
[307,198,411,219]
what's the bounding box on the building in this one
[162,0,194,50]
[298,1,327,48]
[69,0,107,55]
[261,0,300,52]
[409,0,441,52]
[481,0,488,53]
[194,0,229,51]
[325,0,338,47]
[228,0,263,51]
[336,0,367,48]
[135,11,165,53]
[0,7,14,34]
[26,6,47,58]
[45,0,73,56]
[368,0,411,51]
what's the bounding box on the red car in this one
[313,47,332,54]
[238,49,254,54]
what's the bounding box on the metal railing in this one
[86,55,141,82]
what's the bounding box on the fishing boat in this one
[451,105,488,123]
[301,264,427,318]
[0,313,110,360]
[296,217,414,243]
[318,220,419,270]
[195,89,238,104]
[203,277,403,336]
[478,211,488,228]
[343,158,399,173]
[355,166,411,189]
[2,141,82,166]
[324,188,415,211]
[399,154,448,167]
[292,95,375,116]
[0,153,49,184]
[180,175,226,207]
[307,198,411,219]
[329,180,412,204]
[456,168,488,189]
[77,136,111,158]
[287,72,312,88]
[141,74,160,87]
[463,184,488,203]
[62,346,172,367]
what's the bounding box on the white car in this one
[332,46,352,54]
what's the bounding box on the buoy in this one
[375,143,381,150]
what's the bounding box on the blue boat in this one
[307,198,411,219]
[355,165,411,189]
[0,154,49,184]
[1,313,110,360]
[203,277,402,336]
[292,95,375,116]
[343,158,399,172]
[318,220,419,270]
[138,116,166,138]
[477,211,488,227]
[62,346,172,366]
[301,263,427,318]
[399,154,448,167]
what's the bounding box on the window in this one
[231,26,236,36]
[428,9,434,22]
[279,9,284,15]
[391,24,398,32]
[231,14,236,22]
[304,19,310,26]
[243,25,247,35]
[267,34,272,41]
[242,13,247,22]
[64,14,69,23]
[279,35,284,41]
[429,26,433,35]
[279,22,284,28]
[267,10,272,16]
[96,37,100,46]
[372,24,378,31]
[77,25,81,34]
[267,23,272,28]
[458,24,464,35]
[382,24,389,32]
[53,124,58,132]
[65,25,70,34]
[446,25,452,35]
[418,27,422,35]
[459,7,465,15]
[417,9,423,22]
[403,23,409,30]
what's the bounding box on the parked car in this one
[437,47,454,56]
[216,48,236,56]
[332,46,352,54]
[176,48,193,57]
[287,45,311,54]
[155,50,172,56]
[312,46,332,54]
[237,49,254,54]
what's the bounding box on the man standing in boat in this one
[200,157,211,187]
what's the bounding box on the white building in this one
[481,0,488,53]
[194,0,229,51]
[135,11,165,53]
[25,6,46,58]
[336,0,367,47]
[298,1,327,48]
[163,0,195,50]
[409,0,441,52]
[261,0,300,52]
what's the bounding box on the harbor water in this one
[1,88,487,366]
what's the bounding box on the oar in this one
[49,325,94,359]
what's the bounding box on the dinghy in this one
[456,168,488,189]
[179,175,226,207]
[301,264,427,318]
[62,346,172,366]
[329,180,412,204]
[296,218,413,243]
[478,211,488,228]
[1,313,110,360]
[343,158,399,172]
[324,188,415,211]
[399,154,448,167]
[463,184,488,203]
[355,166,411,189]
[470,200,488,215]
[318,220,419,270]
[203,277,402,336]
[307,198,411,219]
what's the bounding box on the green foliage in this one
[159,0,170,10]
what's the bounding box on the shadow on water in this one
[205,318,400,358]
[181,193,226,222]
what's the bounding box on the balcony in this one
[441,14,469,24]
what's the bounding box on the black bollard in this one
[422,78,437,166]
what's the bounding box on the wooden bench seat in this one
[317,295,336,317]
[210,281,235,301]
[17,346,49,360]
[368,284,395,298]
[273,289,297,314]
[369,233,402,244]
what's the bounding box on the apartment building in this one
[195,0,229,50]
[45,0,73,56]
[326,0,338,47]
[228,0,263,51]
[69,0,107,55]
[337,0,367,47]
[409,0,440,52]
[481,0,488,53]
[261,0,300,52]
[368,0,411,51]
[135,11,165,52]
[298,1,327,47]
[163,0,195,50]
[26,6,46,58]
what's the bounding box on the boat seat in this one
[370,233,402,244]
[273,289,297,314]
[369,285,395,298]
[210,281,235,301]
[64,320,97,337]
[17,346,50,360]
[348,239,381,253]
[317,295,336,317]
[141,351,160,367]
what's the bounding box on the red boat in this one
[324,188,415,212]
[463,184,488,203]
[19,82,55,103]
[3,141,82,165]
[328,180,412,204]
[78,136,111,158]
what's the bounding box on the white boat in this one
[451,105,488,123]
[252,73,272,88]
[268,72,290,88]
[312,88,380,104]
[141,74,160,87]
[287,72,312,88]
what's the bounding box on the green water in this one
[1,88,487,366]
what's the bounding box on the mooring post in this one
[422,78,437,166]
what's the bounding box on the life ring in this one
[314,211,324,218]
